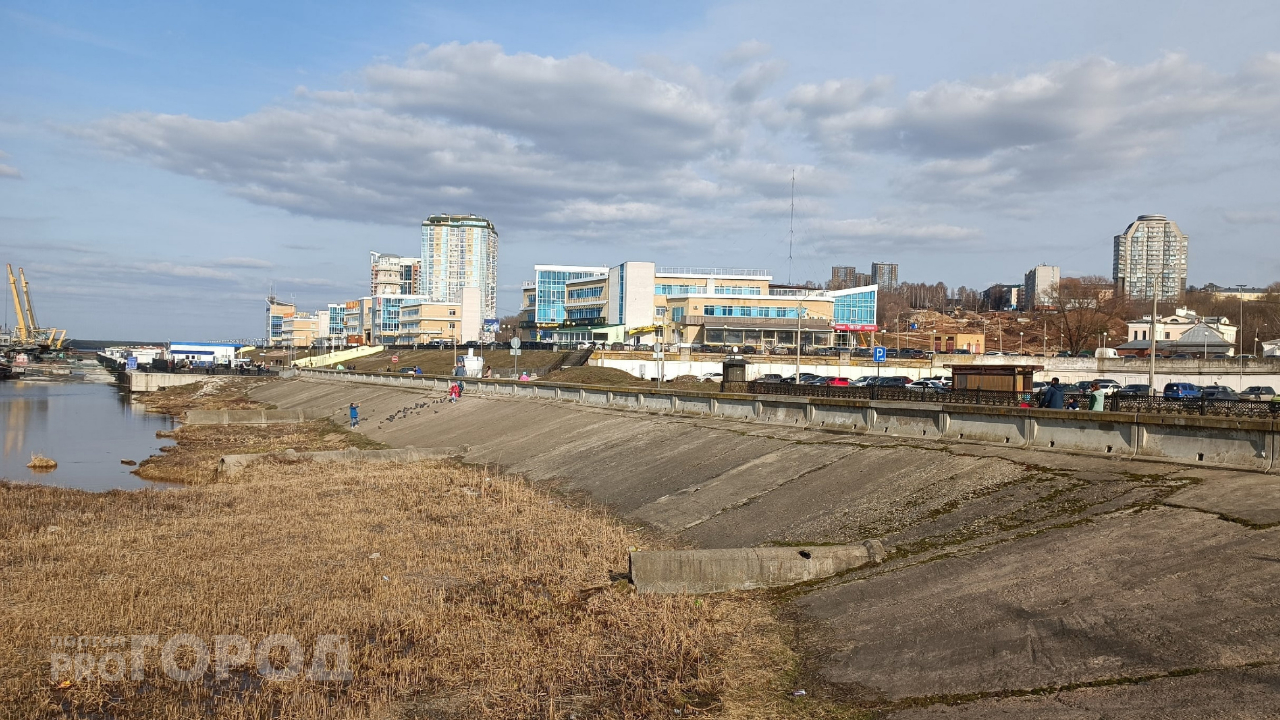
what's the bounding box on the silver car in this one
[1240,386,1276,401]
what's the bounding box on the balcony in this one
[656,267,771,278]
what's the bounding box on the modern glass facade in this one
[833,289,876,325]
[534,266,608,324]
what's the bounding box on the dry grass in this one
[0,459,804,718]
[135,421,386,485]
[142,377,277,418]
[26,453,58,470]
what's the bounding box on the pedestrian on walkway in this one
[452,362,467,393]
[349,402,360,428]
[1039,377,1065,409]
[1088,382,1107,412]
[448,382,461,403]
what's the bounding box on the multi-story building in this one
[265,297,295,347]
[370,252,421,296]
[830,266,872,289]
[1113,214,1188,301]
[1022,265,1060,310]
[280,311,322,348]
[397,288,482,345]
[520,262,877,348]
[420,214,498,324]
[870,262,898,289]
[982,284,1022,311]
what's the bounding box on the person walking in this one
[1088,382,1107,412]
[349,402,360,428]
[1039,377,1065,409]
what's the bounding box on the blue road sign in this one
[873,346,887,363]
[126,357,138,370]
[909,323,918,330]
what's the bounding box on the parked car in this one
[741,345,757,355]
[1202,386,1241,401]
[908,379,947,393]
[1240,386,1276,401]
[1090,379,1122,395]
[850,375,877,387]
[698,372,723,382]
[826,376,851,386]
[1116,383,1152,397]
[1163,382,1202,399]
[872,376,912,387]
[757,373,785,384]
[1171,353,1192,359]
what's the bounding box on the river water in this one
[0,379,181,491]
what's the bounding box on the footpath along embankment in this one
[249,373,1280,716]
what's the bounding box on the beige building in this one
[420,214,498,325]
[398,287,483,345]
[370,252,421,296]
[1124,307,1236,345]
[265,298,296,347]
[281,311,323,348]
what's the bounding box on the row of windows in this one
[713,286,762,295]
[567,307,604,319]
[567,286,604,300]
[702,305,801,318]
[833,291,877,325]
[654,284,706,295]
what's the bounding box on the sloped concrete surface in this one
[250,378,1280,716]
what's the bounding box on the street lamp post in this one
[1019,331,1024,356]
[1238,285,1247,389]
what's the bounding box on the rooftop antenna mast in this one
[788,169,795,284]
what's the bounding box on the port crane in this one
[6,264,65,351]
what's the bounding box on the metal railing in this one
[656,267,771,277]
[745,381,1280,418]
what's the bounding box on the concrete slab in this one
[888,665,1280,719]
[1165,470,1280,526]
[798,507,1280,701]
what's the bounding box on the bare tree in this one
[1047,277,1131,353]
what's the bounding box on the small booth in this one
[945,364,1041,392]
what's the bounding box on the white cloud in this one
[720,39,772,67]
[0,150,20,179]
[215,257,274,268]
[1222,209,1280,225]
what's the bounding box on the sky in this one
[2,0,1279,340]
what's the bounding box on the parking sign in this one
[873,346,887,363]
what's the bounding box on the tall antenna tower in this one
[788,169,795,284]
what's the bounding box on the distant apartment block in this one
[1113,214,1188,301]
[1022,265,1060,310]
[830,266,872,289]
[420,214,498,322]
[369,252,421,296]
[870,262,898,289]
[982,284,1022,311]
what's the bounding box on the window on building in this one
[448,309,456,316]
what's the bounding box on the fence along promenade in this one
[290,368,1280,474]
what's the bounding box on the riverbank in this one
[0,377,815,718]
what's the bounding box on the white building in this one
[1113,214,1189,301]
[1022,264,1060,310]
[420,214,498,326]
[1123,307,1236,345]
[369,252,420,296]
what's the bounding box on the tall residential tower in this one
[1113,214,1188,301]
[420,214,498,321]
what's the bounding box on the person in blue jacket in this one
[349,402,360,428]
[1039,377,1065,409]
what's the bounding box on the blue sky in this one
[2,0,1279,339]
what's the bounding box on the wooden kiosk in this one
[945,364,1041,393]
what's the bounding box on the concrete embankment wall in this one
[285,369,1279,473]
[590,352,1280,388]
[126,372,206,392]
[186,408,333,425]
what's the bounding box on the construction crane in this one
[6,264,27,344]
[6,264,63,350]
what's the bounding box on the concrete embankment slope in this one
[251,377,1280,716]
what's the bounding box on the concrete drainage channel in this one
[296,369,1280,474]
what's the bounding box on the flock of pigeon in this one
[375,397,453,430]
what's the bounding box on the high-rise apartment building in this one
[370,252,421,296]
[1022,264,1060,310]
[830,266,872,289]
[1113,214,1188,301]
[870,262,898,289]
[419,214,498,322]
